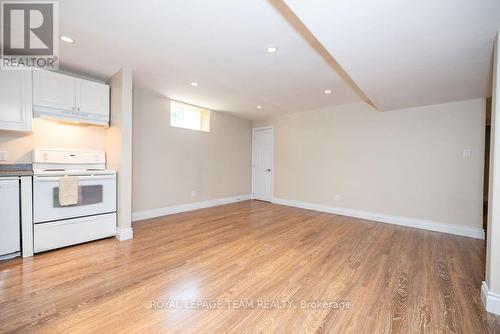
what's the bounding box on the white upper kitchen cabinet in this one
[0,70,33,132]
[33,69,110,126]
[33,69,76,111]
[76,78,110,117]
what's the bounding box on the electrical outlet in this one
[191,190,197,197]
[334,194,341,201]
[0,151,7,161]
[463,149,472,158]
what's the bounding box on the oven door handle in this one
[34,175,116,182]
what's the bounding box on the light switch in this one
[0,151,7,161]
[463,149,472,158]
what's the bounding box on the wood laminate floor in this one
[1,200,499,333]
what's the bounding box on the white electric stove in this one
[32,149,117,253]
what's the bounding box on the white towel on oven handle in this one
[59,176,79,206]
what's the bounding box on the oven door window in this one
[53,185,103,207]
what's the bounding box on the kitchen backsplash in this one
[0,118,106,164]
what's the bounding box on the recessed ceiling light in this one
[60,35,75,43]
[266,47,278,54]
[324,89,332,94]
[190,82,198,87]
[257,105,263,109]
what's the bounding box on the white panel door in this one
[0,70,32,131]
[252,128,273,202]
[0,178,21,256]
[33,69,76,111]
[75,78,110,117]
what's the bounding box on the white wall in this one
[132,85,252,215]
[255,99,485,234]
[106,68,133,240]
[483,31,500,315]
[0,118,105,164]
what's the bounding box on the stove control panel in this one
[33,149,105,164]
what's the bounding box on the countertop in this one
[0,164,33,177]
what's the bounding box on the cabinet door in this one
[0,70,32,131]
[33,69,76,111]
[76,78,110,118]
[0,179,20,256]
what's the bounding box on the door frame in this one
[251,126,274,202]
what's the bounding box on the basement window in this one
[170,100,210,132]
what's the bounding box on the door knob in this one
[266,169,271,172]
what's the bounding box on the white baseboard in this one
[272,198,484,239]
[0,251,20,261]
[481,282,500,315]
[116,227,133,241]
[132,195,252,222]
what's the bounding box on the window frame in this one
[170,100,210,132]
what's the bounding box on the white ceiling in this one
[284,0,500,111]
[58,0,361,119]
[59,0,500,117]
